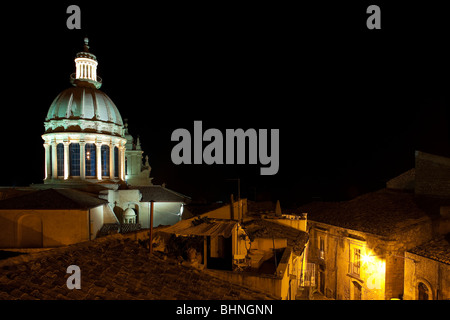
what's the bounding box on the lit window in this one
[85,143,96,176]
[56,143,64,176]
[70,143,80,176]
[101,145,109,176]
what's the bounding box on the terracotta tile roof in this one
[0,236,277,300]
[241,219,309,255]
[129,185,190,203]
[0,188,107,210]
[296,188,439,237]
[408,234,450,265]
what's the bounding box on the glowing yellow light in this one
[361,252,374,266]
[86,151,90,160]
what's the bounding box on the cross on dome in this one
[83,37,90,52]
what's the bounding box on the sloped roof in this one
[0,236,278,300]
[0,188,107,210]
[0,187,36,201]
[129,185,190,203]
[408,234,450,265]
[241,218,309,255]
[158,217,237,238]
[296,188,439,237]
[386,168,415,190]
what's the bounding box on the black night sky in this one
[2,2,450,207]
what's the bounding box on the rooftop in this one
[129,185,190,203]
[158,217,237,238]
[408,234,450,265]
[241,219,309,255]
[0,235,277,300]
[0,188,107,210]
[296,188,441,237]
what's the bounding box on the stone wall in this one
[404,252,450,300]
[205,247,296,300]
[0,209,92,248]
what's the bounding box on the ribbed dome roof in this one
[123,208,136,216]
[46,86,123,126]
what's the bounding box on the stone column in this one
[63,141,70,180]
[119,145,126,181]
[79,141,86,179]
[43,143,50,180]
[96,142,102,180]
[51,141,57,178]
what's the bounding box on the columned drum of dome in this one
[42,38,127,185]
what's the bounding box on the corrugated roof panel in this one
[160,219,237,238]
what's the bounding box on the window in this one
[56,143,64,176]
[101,145,109,176]
[114,146,119,177]
[319,237,325,259]
[85,143,96,176]
[70,143,80,177]
[352,248,361,275]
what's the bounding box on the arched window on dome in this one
[56,143,64,177]
[70,143,80,177]
[101,145,110,177]
[85,143,96,177]
[114,147,119,178]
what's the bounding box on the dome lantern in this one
[70,38,102,89]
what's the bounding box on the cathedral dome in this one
[43,38,124,137]
[46,86,123,126]
[44,87,124,136]
[41,38,127,184]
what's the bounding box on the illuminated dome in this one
[123,207,136,224]
[44,86,123,136]
[42,38,127,184]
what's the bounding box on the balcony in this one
[70,73,102,89]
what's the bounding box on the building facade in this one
[300,188,439,300]
[404,235,450,300]
[0,188,118,248]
